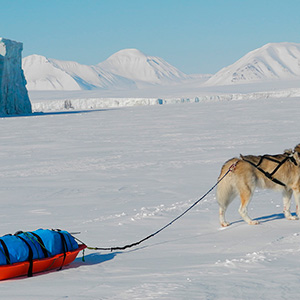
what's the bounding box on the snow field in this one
[1,97,300,299]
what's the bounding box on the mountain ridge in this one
[23,49,191,91]
[23,43,300,91]
[98,48,189,87]
[22,54,137,91]
[205,42,300,86]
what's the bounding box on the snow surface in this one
[1,95,300,299]
[206,42,300,86]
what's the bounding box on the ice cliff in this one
[0,38,32,115]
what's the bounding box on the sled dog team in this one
[217,144,300,227]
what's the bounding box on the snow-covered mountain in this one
[24,43,300,91]
[23,55,81,90]
[22,54,136,91]
[206,42,300,86]
[98,49,189,87]
[22,49,190,91]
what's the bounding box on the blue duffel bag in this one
[0,229,79,276]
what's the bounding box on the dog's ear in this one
[294,144,300,154]
[292,144,300,165]
[293,149,300,165]
[284,148,293,155]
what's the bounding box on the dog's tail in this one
[216,158,239,209]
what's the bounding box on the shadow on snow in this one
[255,212,298,223]
[230,212,297,226]
[0,108,117,118]
[72,251,120,267]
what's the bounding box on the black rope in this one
[79,164,235,252]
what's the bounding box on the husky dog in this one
[217,144,300,226]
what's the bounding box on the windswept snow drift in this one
[0,38,31,115]
[206,42,300,85]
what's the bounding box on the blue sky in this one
[1,0,300,74]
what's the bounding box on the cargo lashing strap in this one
[53,229,68,270]
[15,234,34,277]
[14,231,51,277]
[241,153,298,187]
[0,233,35,277]
[0,239,11,265]
[29,232,49,258]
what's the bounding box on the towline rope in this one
[76,163,236,252]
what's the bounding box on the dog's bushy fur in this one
[217,144,300,226]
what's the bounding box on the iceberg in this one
[0,38,32,115]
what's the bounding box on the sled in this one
[0,243,86,280]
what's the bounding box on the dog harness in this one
[241,153,298,187]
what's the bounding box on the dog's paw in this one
[249,220,260,225]
[221,222,230,227]
[287,215,299,220]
